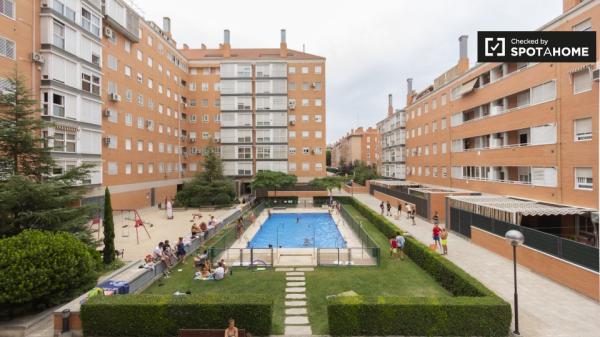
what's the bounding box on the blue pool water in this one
[248,213,346,248]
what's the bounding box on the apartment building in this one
[331,126,380,169]
[377,94,406,180]
[181,29,327,192]
[1,0,326,208]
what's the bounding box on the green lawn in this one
[306,205,450,334]
[143,204,450,335]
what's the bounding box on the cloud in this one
[137,0,562,143]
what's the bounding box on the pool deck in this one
[225,206,372,267]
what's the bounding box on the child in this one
[395,232,405,260]
[386,202,392,216]
[389,237,398,259]
[380,202,385,215]
[441,228,448,255]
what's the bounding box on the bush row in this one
[328,296,511,337]
[332,197,511,336]
[81,294,273,337]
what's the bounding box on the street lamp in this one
[505,229,525,336]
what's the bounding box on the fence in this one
[209,247,274,267]
[449,207,599,272]
[369,184,429,218]
[316,247,379,266]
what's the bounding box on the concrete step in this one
[285,287,306,293]
[286,276,306,281]
[284,325,312,335]
[287,281,306,287]
[285,307,308,315]
[285,293,306,300]
[285,300,307,307]
[295,267,314,272]
[285,316,309,325]
[275,267,294,272]
[286,271,305,276]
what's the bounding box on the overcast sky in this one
[139,0,562,143]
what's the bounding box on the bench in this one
[179,329,246,337]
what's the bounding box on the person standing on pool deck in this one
[397,203,402,218]
[432,211,440,225]
[432,223,442,252]
[386,201,392,216]
[405,203,411,219]
[380,201,385,215]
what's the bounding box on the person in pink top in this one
[432,223,442,252]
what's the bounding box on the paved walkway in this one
[353,192,600,337]
[276,267,314,335]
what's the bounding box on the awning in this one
[54,124,79,132]
[459,77,479,96]
[568,63,594,74]
[448,195,592,224]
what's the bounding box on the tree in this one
[251,170,297,197]
[102,188,115,265]
[326,148,332,167]
[0,230,100,319]
[352,160,380,185]
[308,176,345,192]
[0,71,96,242]
[174,143,236,207]
[0,69,53,179]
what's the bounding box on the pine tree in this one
[102,187,116,264]
[0,69,54,179]
[201,141,224,183]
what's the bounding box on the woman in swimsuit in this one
[224,319,238,337]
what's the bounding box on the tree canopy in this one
[351,160,380,185]
[251,170,297,196]
[308,176,345,192]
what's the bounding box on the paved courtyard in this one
[353,192,600,337]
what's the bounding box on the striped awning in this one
[568,63,594,74]
[449,195,592,224]
[54,124,79,132]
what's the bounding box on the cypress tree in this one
[102,187,116,264]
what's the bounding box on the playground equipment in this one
[113,209,152,244]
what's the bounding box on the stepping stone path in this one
[279,268,312,335]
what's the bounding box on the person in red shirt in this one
[432,224,442,253]
[389,237,398,259]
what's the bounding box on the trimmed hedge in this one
[81,294,273,337]
[330,197,511,336]
[328,296,511,337]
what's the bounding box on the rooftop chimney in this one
[387,94,393,117]
[406,78,414,105]
[459,35,468,60]
[223,29,231,58]
[280,29,287,58]
[163,17,171,33]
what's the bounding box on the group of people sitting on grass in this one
[193,250,229,281]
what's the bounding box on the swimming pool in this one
[248,213,347,248]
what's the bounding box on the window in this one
[289,82,296,90]
[315,99,322,107]
[441,142,447,154]
[137,117,144,129]
[441,117,447,129]
[147,35,153,46]
[442,167,448,177]
[1,0,15,18]
[108,55,118,71]
[136,140,143,151]
[125,138,131,151]
[573,69,592,94]
[147,57,153,68]
[0,37,15,60]
[301,66,308,74]
[302,147,310,155]
[302,115,309,122]
[289,162,296,171]
[302,82,309,90]
[289,66,296,74]
[203,114,209,123]
[441,94,447,106]
[52,94,65,117]
[81,8,100,37]
[124,65,131,77]
[289,147,296,155]
[315,65,322,74]
[137,94,144,106]
[302,99,309,106]
[124,40,131,53]
[137,163,144,174]
[314,82,322,90]
[302,131,309,138]
[81,72,100,95]
[53,21,65,49]
[314,147,322,155]
[125,113,132,126]
[289,131,296,139]
[189,82,196,91]
[148,163,154,174]
[315,131,322,139]
[315,163,323,171]
[124,163,132,175]
[201,83,209,91]
[574,118,592,141]
[107,162,118,175]
[237,147,251,159]
[53,131,76,152]
[575,167,593,190]
[530,81,556,104]
[315,114,322,123]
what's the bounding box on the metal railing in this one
[210,248,274,267]
[450,207,599,272]
[370,184,429,219]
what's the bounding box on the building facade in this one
[0,0,326,208]
[377,94,406,180]
[331,126,380,169]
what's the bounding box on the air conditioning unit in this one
[104,27,114,38]
[215,138,221,143]
[103,137,111,145]
[593,69,600,81]
[189,138,196,143]
[146,121,154,128]
[109,93,121,102]
[31,53,45,64]
[288,101,296,109]
[103,109,114,117]
[311,82,317,88]
[41,0,49,7]
[289,120,295,126]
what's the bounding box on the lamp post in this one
[505,229,525,336]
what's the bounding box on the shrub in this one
[0,230,101,319]
[213,192,232,205]
[81,294,273,337]
[328,296,511,337]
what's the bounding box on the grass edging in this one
[327,197,511,336]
